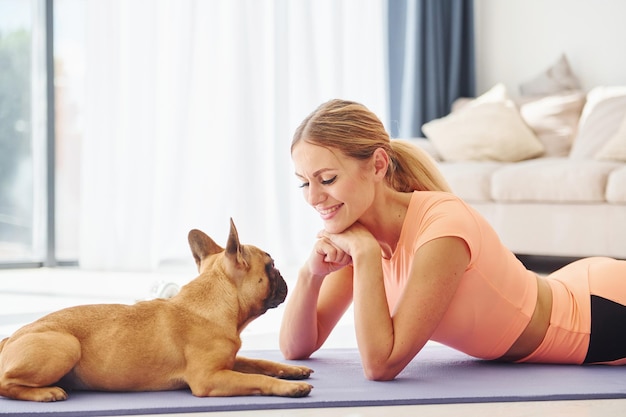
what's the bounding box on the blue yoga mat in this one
[2,344,626,416]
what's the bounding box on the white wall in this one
[474,0,626,95]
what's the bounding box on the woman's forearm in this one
[351,248,398,380]
[279,267,324,359]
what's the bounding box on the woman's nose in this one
[306,182,325,206]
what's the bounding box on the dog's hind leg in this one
[0,332,81,401]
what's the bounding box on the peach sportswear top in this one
[381,191,538,360]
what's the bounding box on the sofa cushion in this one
[450,83,509,113]
[570,86,626,159]
[595,114,626,162]
[607,166,626,204]
[518,91,585,157]
[452,90,585,158]
[491,158,623,203]
[519,54,581,96]
[438,162,505,202]
[422,101,544,162]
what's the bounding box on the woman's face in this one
[292,141,375,234]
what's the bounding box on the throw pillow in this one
[595,115,626,161]
[569,86,626,159]
[450,83,508,112]
[519,54,581,96]
[422,100,545,162]
[518,91,586,157]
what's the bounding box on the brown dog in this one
[0,219,312,402]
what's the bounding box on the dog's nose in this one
[276,276,288,301]
[266,273,288,309]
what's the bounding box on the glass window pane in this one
[0,0,47,264]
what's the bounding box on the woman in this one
[279,99,626,381]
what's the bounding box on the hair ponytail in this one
[388,139,451,192]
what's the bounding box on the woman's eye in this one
[298,175,336,188]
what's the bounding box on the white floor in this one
[1,266,625,417]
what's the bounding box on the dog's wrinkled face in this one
[263,255,288,310]
[235,246,288,321]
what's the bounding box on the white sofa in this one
[408,84,626,260]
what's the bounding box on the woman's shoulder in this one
[410,191,468,211]
[406,191,483,236]
[404,191,484,261]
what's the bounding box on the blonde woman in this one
[279,99,626,381]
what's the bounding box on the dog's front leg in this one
[234,356,312,380]
[187,369,312,398]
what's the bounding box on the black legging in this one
[584,295,626,364]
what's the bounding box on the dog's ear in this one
[188,229,223,269]
[225,218,249,270]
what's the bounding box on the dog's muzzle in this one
[265,265,288,310]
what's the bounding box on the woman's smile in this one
[316,203,344,220]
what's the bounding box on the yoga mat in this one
[2,344,626,416]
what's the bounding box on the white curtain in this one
[79,0,388,271]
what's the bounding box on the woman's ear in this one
[372,148,389,179]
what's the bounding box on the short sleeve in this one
[405,193,482,265]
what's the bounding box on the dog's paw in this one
[14,386,68,402]
[284,381,313,398]
[279,365,313,380]
[38,386,69,402]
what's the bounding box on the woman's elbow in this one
[362,363,400,381]
[281,349,310,361]
[280,342,314,361]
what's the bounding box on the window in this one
[0,1,387,270]
[0,0,48,266]
[0,0,84,267]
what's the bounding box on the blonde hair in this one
[291,99,451,193]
